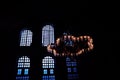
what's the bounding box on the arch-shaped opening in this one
[42,56,55,80]
[20,29,33,46]
[42,25,54,46]
[16,56,30,80]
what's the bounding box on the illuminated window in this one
[20,29,33,46]
[50,69,54,74]
[42,25,54,46]
[66,57,79,80]
[67,68,71,72]
[42,56,55,80]
[16,56,30,80]
[43,69,48,74]
[24,69,29,75]
[17,69,22,75]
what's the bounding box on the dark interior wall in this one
[1,16,97,80]
[1,1,117,80]
[1,17,97,80]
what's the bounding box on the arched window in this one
[66,57,79,80]
[16,56,30,80]
[42,25,54,46]
[20,29,33,46]
[42,56,55,80]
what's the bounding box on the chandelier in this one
[47,33,94,56]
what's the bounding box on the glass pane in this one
[24,63,30,67]
[43,69,48,74]
[49,75,55,80]
[66,57,71,61]
[42,25,54,46]
[16,76,29,80]
[20,30,32,46]
[66,62,71,66]
[50,69,54,74]
[67,68,71,72]
[17,69,22,75]
[42,56,55,80]
[71,62,77,66]
[18,63,23,67]
[24,69,29,75]
[42,76,49,80]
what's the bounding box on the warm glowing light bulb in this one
[87,36,90,39]
[89,39,93,43]
[77,37,79,41]
[80,36,83,40]
[64,35,67,39]
[62,53,65,56]
[71,36,74,39]
[84,36,87,39]
[68,35,71,39]
[47,34,94,56]
[73,37,76,41]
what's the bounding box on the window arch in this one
[20,29,33,46]
[42,25,54,46]
[16,56,30,80]
[42,56,55,80]
[66,57,79,80]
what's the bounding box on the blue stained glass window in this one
[43,69,48,74]
[49,76,55,80]
[16,76,29,80]
[42,56,55,80]
[66,62,71,66]
[71,62,77,66]
[67,68,71,72]
[66,57,71,61]
[17,69,22,75]
[66,57,79,80]
[24,69,29,75]
[16,56,30,80]
[68,74,79,79]
[50,69,54,74]
[42,76,49,80]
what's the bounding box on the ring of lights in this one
[47,35,94,56]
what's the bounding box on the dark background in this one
[1,1,117,80]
